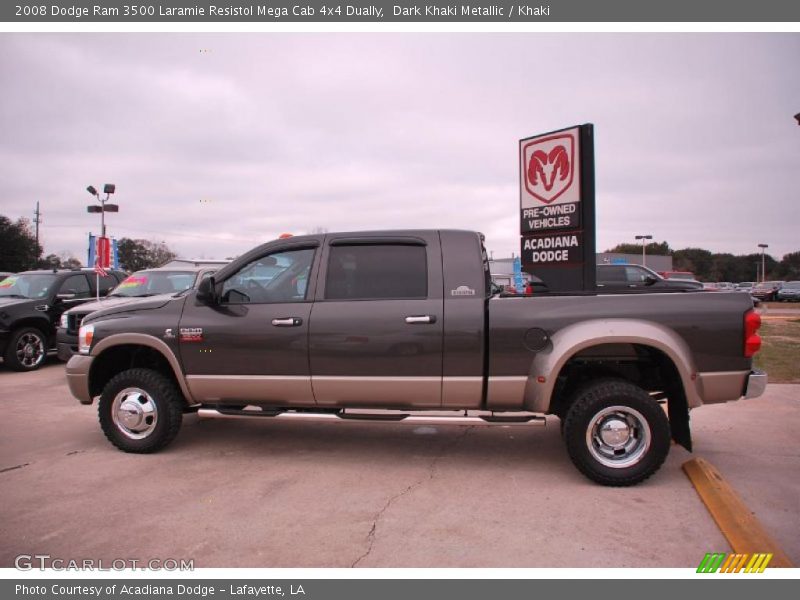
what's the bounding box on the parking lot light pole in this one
[758,243,768,283]
[635,234,653,267]
[86,184,118,299]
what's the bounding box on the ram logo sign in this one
[518,123,595,293]
[521,131,579,206]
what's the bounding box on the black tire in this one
[4,327,47,371]
[98,368,184,453]
[563,378,671,486]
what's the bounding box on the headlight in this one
[78,324,95,355]
[59,314,69,328]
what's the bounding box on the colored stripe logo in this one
[697,552,773,573]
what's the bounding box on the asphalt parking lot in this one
[1,361,798,568]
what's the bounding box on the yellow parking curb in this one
[682,457,794,567]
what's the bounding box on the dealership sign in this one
[519,124,596,292]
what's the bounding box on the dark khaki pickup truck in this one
[66,230,766,486]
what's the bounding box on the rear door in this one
[596,265,627,290]
[309,234,444,408]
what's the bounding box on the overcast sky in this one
[0,33,798,264]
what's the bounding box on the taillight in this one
[744,310,761,358]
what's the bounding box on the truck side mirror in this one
[196,277,218,305]
[644,276,659,286]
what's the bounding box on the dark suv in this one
[57,265,221,360]
[0,269,126,371]
[596,264,703,292]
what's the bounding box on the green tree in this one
[39,253,62,269]
[709,253,740,282]
[729,253,763,283]
[672,248,713,280]
[605,241,672,255]
[776,252,800,280]
[0,215,42,271]
[117,238,177,271]
[37,252,82,270]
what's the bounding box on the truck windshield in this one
[110,271,197,297]
[0,274,57,299]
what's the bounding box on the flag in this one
[94,261,108,277]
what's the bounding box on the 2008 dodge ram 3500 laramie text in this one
[65,230,766,485]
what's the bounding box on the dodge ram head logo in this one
[522,133,577,205]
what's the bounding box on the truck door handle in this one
[405,315,436,324]
[271,317,303,327]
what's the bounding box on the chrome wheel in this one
[16,332,45,368]
[586,405,651,469]
[111,387,159,440]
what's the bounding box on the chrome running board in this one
[197,407,546,427]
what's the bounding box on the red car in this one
[751,281,784,302]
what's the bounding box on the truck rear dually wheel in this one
[98,368,183,453]
[563,378,670,486]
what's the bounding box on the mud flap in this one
[667,389,692,452]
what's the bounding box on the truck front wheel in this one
[563,379,670,486]
[98,368,183,453]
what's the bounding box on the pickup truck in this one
[65,230,766,486]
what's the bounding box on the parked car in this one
[66,230,764,486]
[491,273,548,295]
[716,282,735,291]
[597,264,703,292]
[736,282,755,291]
[57,265,223,360]
[751,281,785,302]
[776,281,800,302]
[702,282,720,291]
[0,268,125,371]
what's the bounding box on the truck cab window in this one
[221,248,315,304]
[625,266,649,283]
[325,244,427,300]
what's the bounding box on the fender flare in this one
[91,333,196,405]
[10,316,52,336]
[525,318,701,413]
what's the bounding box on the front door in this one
[309,234,444,408]
[179,246,318,407]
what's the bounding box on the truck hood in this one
[83,294,178,323]
[65,295,163,316]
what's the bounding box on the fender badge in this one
[179,327,203,342]
[164,328,175,339]
[451,285,476,296]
